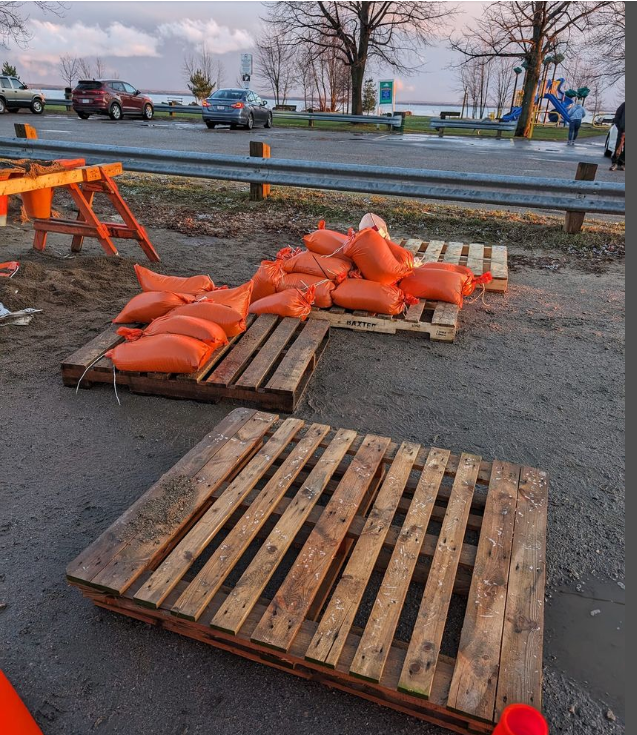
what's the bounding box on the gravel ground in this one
[0,207,624,734]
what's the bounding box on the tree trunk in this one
[350,63,365,115]
[515,51,542,137]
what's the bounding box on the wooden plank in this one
[305,442,420,668]
[431,302,459,328]
[65,408,261,585]
[420,240,445,263]
[398,453,481,699]
[61,324,123,370]
[266,320,329,393]
[443,242,464,264]
[172,423,331,622]
[466,243,485,275]
[133,418,305,609]
[404,300,426,323]
[235,317,300,389]
[251,434,392,652]
[403,238,423,256]
[0,163,122,196]
[87,412,278,594]
[207,314,279,387]
[211,428,358,635]
[349,447,450,683]
[489,245,508,281]
[447,461,520,721]
[495,466,548,718]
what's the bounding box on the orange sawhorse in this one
[32,166,160,262]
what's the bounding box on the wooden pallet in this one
[61,315,329,413]
[67,409,548,734]
[309,299,459,341]
[399,239,508,293]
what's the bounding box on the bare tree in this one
[77,57,94,79]
[183,45,216,102]
[451,2,611,138]
[95,57,105,78]
[256,25,296,106]
[1,1,64,48]
[58,53,80,88]
[587,2,624,85]
[491,57,514,117]
[266,2,456,115]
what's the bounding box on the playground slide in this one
[501,106,521,122]
[544,93,572,123]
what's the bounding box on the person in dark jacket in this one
[610,101,625,171]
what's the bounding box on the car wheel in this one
[109,103,122,121]
[205,122,216,129]
[0,98,6,114]
[245,114,254,130]
[143,103,154,120]
[264,113,273,129]
[604,132,612,157]
[30,98,44,114]
[77,112,91,120]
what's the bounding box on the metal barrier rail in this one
[44,99,403,127]
[0,137,625,215]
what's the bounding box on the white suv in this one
[0,76,45,114]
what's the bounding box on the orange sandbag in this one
[303,220,352,256]
[343,228,412,285]
[399,268,466,307]
[169,301,246,337]
[251,259,284,302]
[387,240,415,271]
[277,272,336,309]
[106,333,213,374]
[134,264,214,294]
[200,281,253,316]
[419,262,493,296]
[277,248,351,282]
[332,279,416,315]
[249,286,316,321]
[113,291,195,324]
[0,670,44,735]
[117,315,228,348]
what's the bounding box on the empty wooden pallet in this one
[399,238,508,293]
[67,408,548,734]
[61,315,329,412]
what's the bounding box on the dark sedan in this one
[202,88,272,130]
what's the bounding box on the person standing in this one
[610,101,625,171]
[567,101,586,145]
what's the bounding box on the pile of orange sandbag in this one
[107,265,253,374]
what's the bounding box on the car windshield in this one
[76,81,103,90]
[209,89,245,100]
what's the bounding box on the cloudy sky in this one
[1,1,493,102]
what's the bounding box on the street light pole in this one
[509,67,523,113]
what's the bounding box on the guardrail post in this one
[564,162,598,234]
[249,141,271,201]
[14,123,38,140]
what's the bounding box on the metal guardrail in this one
[0,137,625,215]
[44,99,403,128]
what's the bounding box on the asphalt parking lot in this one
[0,110,624,183]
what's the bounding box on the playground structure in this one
[502,77,579,124]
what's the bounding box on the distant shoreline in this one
[28,82,462,107]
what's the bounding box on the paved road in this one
[0,110,625,183]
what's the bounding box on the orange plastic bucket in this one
[20,158,86,220]
[0,670,44,735]
[493,704,549,735]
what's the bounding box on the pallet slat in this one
[67,410,547,734]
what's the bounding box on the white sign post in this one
[241,54,253,89]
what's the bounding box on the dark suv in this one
[72,80,154,121]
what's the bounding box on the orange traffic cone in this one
[493,704,549,735]
[0,670,44,735]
